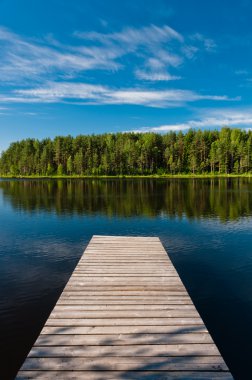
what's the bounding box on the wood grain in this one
[16,235,233,379]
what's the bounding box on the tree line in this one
[1,127,252,176]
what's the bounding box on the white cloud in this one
[75,24,187,82]
[0,26,121,84]
[181,45,199,59]
[133,109,252,132]
[190,33,217,52]
[0,82,236,108]
[133,124,190,133]
[0,24,186,85]
[22,112,39,116]
[76,24,217,82]
[75,24,184,46]
[135,69,181,81]
[0,25,224,106]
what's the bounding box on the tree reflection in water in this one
[0,178,251,221]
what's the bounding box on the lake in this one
[0,178,251,379]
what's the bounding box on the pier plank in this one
[16,235,233,379]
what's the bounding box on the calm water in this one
[0,178,252,379]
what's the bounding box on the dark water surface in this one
[0,178,252,379]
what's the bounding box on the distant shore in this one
[1,174,252,179]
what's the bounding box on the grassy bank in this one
[1,173,252,179]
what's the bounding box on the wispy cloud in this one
[190,33,217,52]
[133,124,190,133]
[75,24,186,82]
[132,109,252,132]
[135,69,181,81]
[0,24,217,89]
[235,69,249,75]
[0,26,121,84]
[75,24,184,46]
[0,82,238,108]
[0,25,228,108]
[22,112,39,116]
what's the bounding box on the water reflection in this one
[0,178,252,379]
[1,178,252,220]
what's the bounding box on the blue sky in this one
[0,0,252,152]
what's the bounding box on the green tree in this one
[57,163,64,176]
[1,127,252,176]
[67,156,73,175]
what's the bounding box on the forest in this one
[0,127,252,176]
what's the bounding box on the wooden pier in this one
[17,235,233,379]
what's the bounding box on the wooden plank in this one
[71,275,179,278]
[83,251,168,254]
[40,325,208,335]
[66,286,185,290]
[61,291,188,296]
[92,235,160,240]
[73,272,178,276]
[53,304,196,310]
[74,271,176,274]
[68,276,181,281]
[17,371,234,380]
[79,260,171,263]
[78,262,173,265]
[60,278,187,284]
[35,333,214,345]
[49,310,200,318]
[84,245,167,249]
[17,235,233,379]
[45,318,206,326]
[22,356,228,370]
[59,294,191,299]
[63,287,186,292]
[28,344,221,357]
[57,300,194,305]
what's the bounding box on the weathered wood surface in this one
[17,235,233,379]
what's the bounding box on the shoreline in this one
[0,174,252,179]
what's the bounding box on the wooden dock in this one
[17,235,233,379]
